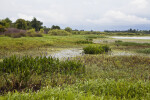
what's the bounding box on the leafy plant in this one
[83,45,111,54]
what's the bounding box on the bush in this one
[48,29,71,36]
[27,29,43,37]
[83,45,111,54]
[27,28,36,34]
[65,27,72,32]
[39,29,44,34]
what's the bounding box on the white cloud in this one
[0,0,150,30]
[86,10,150,25]
[17,14,33,21]
[130,0,148,9]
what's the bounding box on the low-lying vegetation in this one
[0,55,150,99]
[48,29,71,36]
[75,40,93,44]
[115,41,150,46]
[83,45,111,54]
[0,55,85,94]
[137,48,150,54]
[1,79,149,100]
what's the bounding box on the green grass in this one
[0,34,150,99]
[137,48,150,54]
[115,41,150,46]
[0,34,101,58]
[0,79,149,100]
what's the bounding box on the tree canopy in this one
[15,19,27,30]
[30,17,43,31]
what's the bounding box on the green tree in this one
[26,20,32,29]
[0,20,9,28]
[51,25,60,30]
[15,19,27,30]
[65,27,72,32]
[0,25,6,32]
[30,17,43,31]
[4,18,12,24]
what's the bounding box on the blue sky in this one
[0,0,150,31]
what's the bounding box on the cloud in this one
[17,14,33,21]
[0,0,150,30]
[130,0,148,9]
[86,10,150,25]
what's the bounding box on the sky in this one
[0,0,150,31]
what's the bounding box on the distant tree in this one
[65,27,72,32]
[0,25,6,33]
[4,18,12,24]
[51,25,60,30]
[43,26,50,34]
[15,19,27,30]
[26,21,32,29]
[4,18,13,27]
[30,17,43,31]
[0,20,9,28]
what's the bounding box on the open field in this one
[0,34,150,100]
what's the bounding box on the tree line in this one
[0,17,63,33]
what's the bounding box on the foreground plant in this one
[0,55,85,94]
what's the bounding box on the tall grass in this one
[0,55,85,93]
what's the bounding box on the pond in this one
[47,48,83,59]
[112,36,150,39]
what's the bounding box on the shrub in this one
[48,29,71,36]
[27,28,36,34]
[27,29,43,37]
[39,29,44,34]
[65,27,72,32]
[83,45,111,54]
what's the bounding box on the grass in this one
[0,55,150,99]
[0,34,99,58]
[137,48,150,54]
[1,79,149,100]
[0,34,150,99]
[115,41,150,46]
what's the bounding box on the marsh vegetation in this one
[0,18,150,99]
